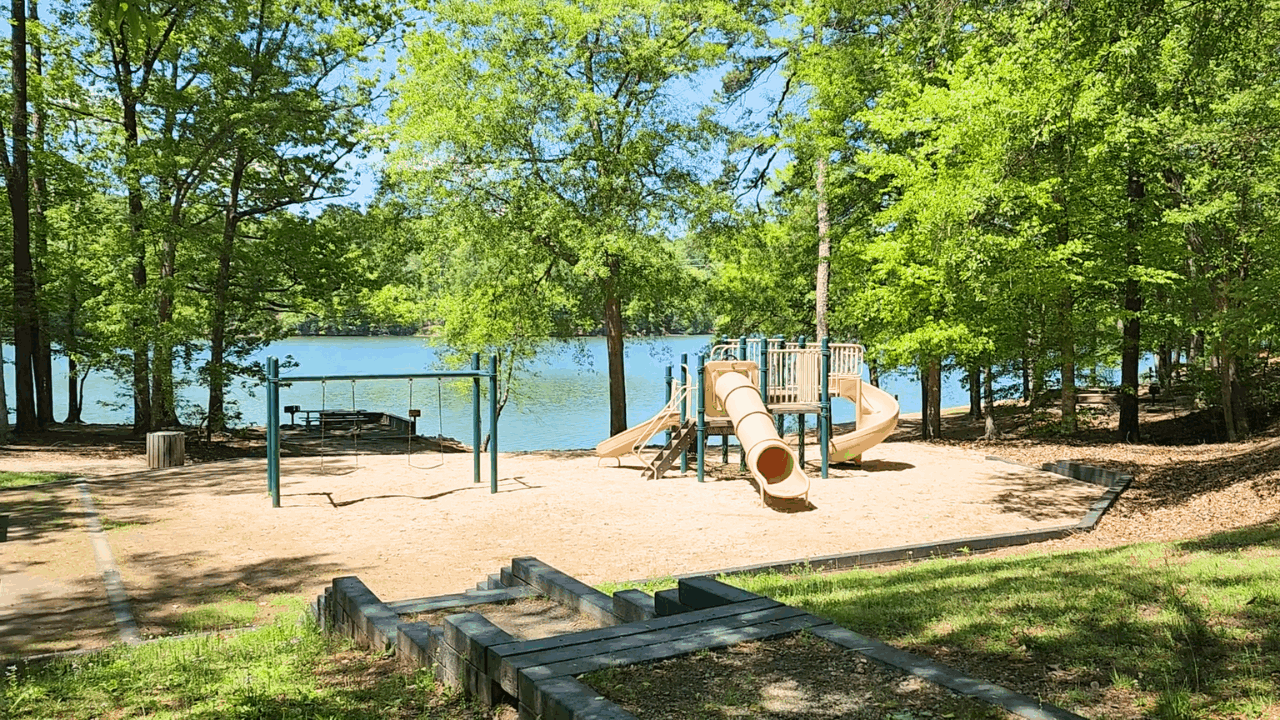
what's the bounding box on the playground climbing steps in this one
[317,557,1087,720]
[641,420,696,479]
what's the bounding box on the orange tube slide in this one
[714,371,810,501]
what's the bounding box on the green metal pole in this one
[773,336,785,435]
[267,356,280,508]
[696,354,706,482]
[679,353,689,474]
[663,365,673,447]
[759,341,770,406]
[797,336,806,467]
[489,355,499,494]
[739,336,748,470]
[472,353,481,485]
[820,337,831,479]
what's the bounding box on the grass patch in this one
[1,614,503,719]
[727,523,1280,719]
[596,576,678,596]
[0,471,75,489]
[99,517,141,532]
[172,601,260,633]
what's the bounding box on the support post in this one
[679,353,689,474]
[267,356,280,508]
[489,355,499,494]
[739,336,748,470]
[759,342,770,408]
[664,365,673,447]
[472,353,481,485]
[820,337,831,479]
[696,354,706,483]
[797,336,807,467]
[773,336,786,435]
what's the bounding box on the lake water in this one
[2,336,1151,450]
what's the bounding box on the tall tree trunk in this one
[868,358,879,388]
[815,155,830,340]
[152,227,179,427]
[967,365,981,419]
[7,0,38,433]
[120,90,151,433]
[1231,360,1248,437]
[983,365,998,440]
[127,151,151,432]
[152,58,183,428]
[1118,170,1144,442]
[1060,291,1077,433]
[65,356,82,423]
[63,284,81,425]
[1020,353,1031,401]
[63,280,83,422]
[208,150,246,437]
[603,260,627,436]
[919,365,932,440]
[1218,347,1237,441]
[29,0,52,427]
[928,358,942,439]
[1215,278,1249,440]
[0,340,10,442]
[1157,344,1172,390]
[109,21,152,435]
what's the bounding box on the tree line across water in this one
[3,0,1277,441]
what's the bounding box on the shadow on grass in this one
[1,621,496,720]
[117,551,349,637]
[732,521,1280,717]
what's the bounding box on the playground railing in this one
[709,344,739,362]
[632,379,691,461]
[829,343,864,378]
[767,346,821,404]
[710,339,861,403]
[709,338,788,367]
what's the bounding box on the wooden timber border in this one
[319,557,1087,720]
[318,460,1131,719]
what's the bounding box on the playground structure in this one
[596,337,900,502]
[264,353,501,507]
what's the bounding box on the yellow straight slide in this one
[595,409,681,459]
[714,371,810,502]
[829,378,899,463]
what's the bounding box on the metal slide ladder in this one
[642,420,697,479]
[631,380,694,479]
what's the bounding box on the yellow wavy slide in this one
[594,409,681,460]
[828,377,899,463]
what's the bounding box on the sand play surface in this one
[1,442,1108,655]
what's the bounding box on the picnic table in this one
[296,409,369,428]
